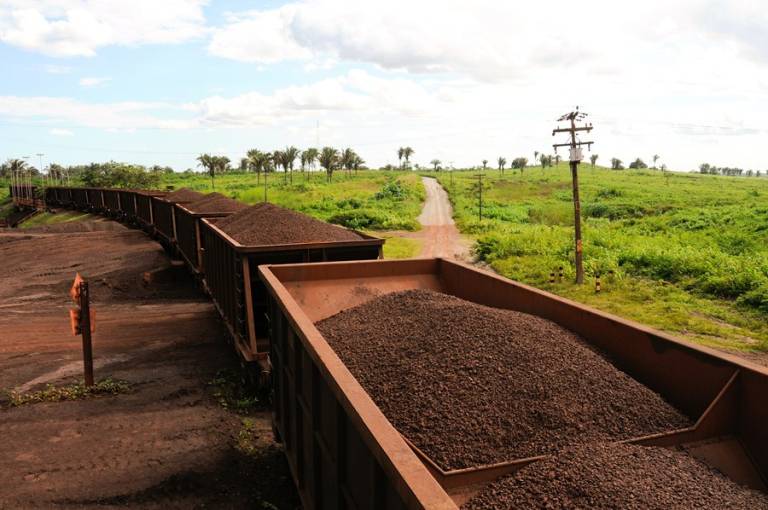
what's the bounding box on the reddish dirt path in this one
[0,222,297,509]
[416,176,470,259]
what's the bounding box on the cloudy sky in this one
[0,0,766,171]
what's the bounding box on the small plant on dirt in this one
[1,378,131,408]
[208,369,261,413]
[236,418,261,456]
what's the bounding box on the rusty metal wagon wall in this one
[200,218,383,367]
[258,258,768,509]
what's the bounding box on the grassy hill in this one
[434,165,768,353]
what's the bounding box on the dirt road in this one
[415,177,469,259]
[0,222,297,509]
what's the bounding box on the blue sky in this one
[1,0,767,172]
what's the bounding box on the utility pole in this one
[21,156,29,202]
[474,173,484,221]
[552,107,594,285]
[37,153,45,198]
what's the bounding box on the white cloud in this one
[188,70,442,126]
[207,1,768,87]
[79,76,110,87]
[49,128,73,136]
[0,95,192,130]
[194,0,768,171]
[208,5,310,64]
[44,64,71,74]
[207,1,654,80]
[696,0,768,63]
[0,0,207,57]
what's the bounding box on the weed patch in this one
[1,378,131,408]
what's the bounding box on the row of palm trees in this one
[197,146,365,188]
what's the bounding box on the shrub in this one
[328,209,417,231]
[596,187,623,199]
[374,179,408,200]
[335,197,363,209]
[738,285,768,313]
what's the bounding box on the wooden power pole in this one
[552,108,594,284]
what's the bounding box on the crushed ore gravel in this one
[462,442,768,509]
[163,188,206,203]
[316,289,691,470]
[215,202,363,245]
[185,193,248,213]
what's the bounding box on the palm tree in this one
[590,154,599,168]
[7,158,27,200]
[214,156,230,181]
[299,151,308,179]
[402,147,414,170]
[555,154,561,166]
[272,150,285,181]
[283,146,300,184]
[652,154,660,169]
[498,157,506,174]
[353,154,364,175]
[482,159,488,170]
[539,154,548,169]
[247,149,263,183]
[319,147,339,182]
[239,157,249,172]
[534,151,539,166]
[304,147,319,177]
[340,148,357,178]
[197,154,215,190]
[397,147,405,169]
[430,159,441,171]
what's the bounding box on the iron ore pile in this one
[316,289,691,470]
[164,188,206,203]
[185,192,248,214]
[462,443,768,509]
[215,203,363,245]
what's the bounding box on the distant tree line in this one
[699,163,763,177]
[197,146,366,188]
[0,159,171,188]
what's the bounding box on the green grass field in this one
[160,170,425,232]
[433,165,768,352]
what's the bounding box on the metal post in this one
[80,281,94,387]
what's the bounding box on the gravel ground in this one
[216,202,363,245]
[164,188,206,203]
[317,289,691,470]
[186,193,248,213]
[0,218,299,509]
[462,443,768,509]
[22,219,128,233]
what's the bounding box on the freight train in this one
[15,185,384,371]
[8,184,768,509]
